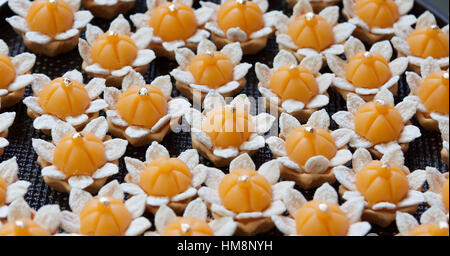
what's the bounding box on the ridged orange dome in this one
[53,132,107,177]
[38,78,91,119]
[269,64,319,103]
[202,107,254,148]
[91,32,138,70]
[0,54,16,90]
[139,157,192,197]
[218,169,272,213]
[345,52,392,89]
[417,71,449,115]
[442,179,449,212]
[0,177,6,206]
[356,161,409,206]
[149,2,198,42]
[355,0,400,28]
[188,52,234,89]
[79,197,133,236]
[354,101,404,144]
[285,126,337,167]
[0,219,51,236]
[217,0,265,36]
[295,201,350,236]
[163,217,214,236]
[116,85,168,129]
[409,223,449,236]
[26,0,74,37]
[407,26,449,59]
[287,12,335,52]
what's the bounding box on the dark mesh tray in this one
[0,0,448,236]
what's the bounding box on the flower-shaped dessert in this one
[405,60,448,131]
[185,92,275,167]
[202,0,284,55]
[104,70,191,147]
[286,0,341,12]
[79,15,156,87]
[0,198,62,236]
[331,88,421,158]
[272,182,371,236]
[122,142,207,215]
[333,147,427,227]
[396,206,448,236]
[342,0,415,44]
[171,39,251,101]
[82,0,136,19]
[256,50,333,122]
[0,112,15,156]
[0,39,36,110]
[423,167,448,218]
[438,118,449,165]
[60,181,152,236]
[391,11,449,74]
[198,153,290,236]
[31,117,128,194]
[7,0,93,57]
[326,36,408,101]
[276,0,355,64]
[130,0,214,59]
[266,110,353,189]
[23,69,107,135]
[146,198,237,236]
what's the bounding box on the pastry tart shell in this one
[342,10,394,45]
[82,0,135,20]
[415,111,440,131]
[150,41,197,61]
[211,211,274,236]
[442,147,449,165]
[0,88,26,110]
[0,130,8,156]
[280,164,336,190]
[176,78,246,102]
[14,30,82,57]
[333,81,399,102]
[81,61,148,87]
[211,32,272,55]
[287,0,341,12]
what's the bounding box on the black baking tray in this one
[0,0,448,236]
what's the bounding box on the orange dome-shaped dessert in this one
[53,132,107,177]
[218,168,272,213]
[295,201,350,236]
[417,71,449,115]
[356,161,409,206]
[287,12,335,52]
[407,26,449,59]
[149,2,198,42]
[355,0,400,28]
[0,177,7,206]
[91,32,138,70]
[116,85,168,129]
[217,0,265,36]
[163,217,214,236]
[79,197,133,236]
[188,51,234,89]
[285,126,338,167]
[353,101,404,144]
[26,0,74,37]
[0,219,51,236]
[0,54,16,90]
[408,223,449,236]
[269,64,319,103]
[139,157,192,197]
[442,179,449,212]
[345,52,392,89]
[203,107,254,148]
[38,78,91,119]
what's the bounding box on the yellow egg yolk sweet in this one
[287,12,335,52]
[26,0,74,37]
[139,157,192,197]
[149,2,198,42]
[217,0,265,36]
[442,179,449,212]
[188,51,234,89]
[345,52,392,89]
[285,126,338,167]
[116,85,168,129]
[354,101,404,144]
[0,177,6,206]
[53,132,107,177]
[356,161,409,206]
[163,217,214,236]
[409,223,449,236]
[417,71,449,115]
[79,197,133,236]
[0,54,16,90]
[295,201,350,236]
[0,219,51,236]
[218,168,272,213]
[407,26,449,59]
[355,0,400,28]
[91,32,138,70]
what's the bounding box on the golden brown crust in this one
[280,164,336,190]
[211,212,274,236]
[286,0,341,12]
[342,10,394,45]
[332,82,399,102]
[81,61,148,87]
[415,111,440,131]
[82,0,135,20]
[211,32,272,55]
[442,147,449,166]
[368,142,409,159]
[176,78,246,102]
[0,88,26,110]
[396,52,450,74]
[150,41,198,60]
